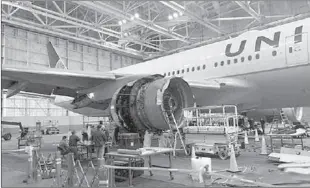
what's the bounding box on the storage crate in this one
[118,133,141,150]
[114,159,144,182]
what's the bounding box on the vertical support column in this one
[2,24,6,66]
[25,98,28,116]
[26,31,29,66]
[66,40,69,69]
[67,153,74,187]
[128,158,133,187]
[24,146,34,184]
[108,159,115,187]
[109,52,113,70]
[96,48,99,71]
[1,90,3,117]
[81,45,84,71]
[148,156,153,176]
[32,149,38,182]
[98,157,108,187]
[55,151,61,187]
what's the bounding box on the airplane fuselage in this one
[111,17,310,110]
[55,17,310,116]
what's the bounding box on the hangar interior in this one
[1,1,310,187]
[2,0,310,125]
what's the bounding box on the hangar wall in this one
[1,24,142,125]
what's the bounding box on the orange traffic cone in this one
[260,135,268,155]
[244,131,249,145]
[254,129,259,142]
[227,145,240,173]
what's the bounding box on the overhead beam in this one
[52,1,63,14]
[2,17,145,58]
[2,1,164,54]
[76,1,190,44]
[210,15,291,21]
[144,12,310,60]
[2,1,120,37]
[159,1,224,34]
[234,1,263,23]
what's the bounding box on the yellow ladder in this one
[163,111,188,156]
[280,110,290,125]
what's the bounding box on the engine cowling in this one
[110,75,195,132]
[246,107,303,123]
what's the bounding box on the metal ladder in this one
[280,110,290,124]
[163,111,188,156]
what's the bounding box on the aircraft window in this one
[203,65,206,69]
[248,55,252,61]
[182,69,185,73]
[255,54,260,59]
[192,67,195,72]
[163,73,166,76]
[241,57,245,62]
[197,66,200,70]
[227,60,231,65]
[272,50,277,56]
[177,70,180,74]
[220,61,224,66]
[187,68,190,72]
[168,72,170,76]
[234,59,238,64]
[289,47,293,53]
[214,62,218,67]
[172,71,175,75]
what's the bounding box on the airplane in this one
[2,16,310,133]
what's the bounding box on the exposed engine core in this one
[246,107,303,123]
[110,75,195,132]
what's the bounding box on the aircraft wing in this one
[1,66,127,98]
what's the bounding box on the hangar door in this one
[285,32,309,66]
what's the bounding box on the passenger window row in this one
[163,50,277,77]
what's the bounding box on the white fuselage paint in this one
[54,17,310,115]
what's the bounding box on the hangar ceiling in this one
[2,0,310,60]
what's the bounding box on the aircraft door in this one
[285,32,309,66]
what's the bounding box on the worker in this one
[260,118,266,134]
[102,126,110,154]
[69,130,81,160]
[58,136,70,156]
[114,126,120,144]
[91,125,107,159]
[248,118,255,130]
[82,126,89,143]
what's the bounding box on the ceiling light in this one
[118,21,122,25]
[122,19,127,24]
[168,15,173,20]
[179,12,183,16]
[173,12,178,18]
[124,32,128,37]
[134,13,139,18]
[130,16,134,20]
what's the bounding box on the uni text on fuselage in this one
[225,26,303,57]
